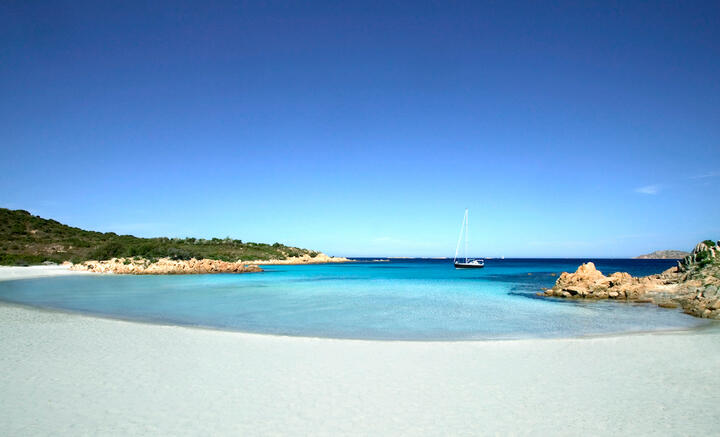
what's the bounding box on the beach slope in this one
[1,301,718,436]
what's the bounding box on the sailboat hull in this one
[454,262,485,269]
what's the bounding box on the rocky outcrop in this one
[544,262,674,300]
[69,251,352,274]
[250,253,351,265]
[543,240,720,320]
[634,250,690,259]
[70,258,262,275]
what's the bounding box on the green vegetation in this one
[0,208,318,266]
[694,246,715,268]
[680,239,720,275]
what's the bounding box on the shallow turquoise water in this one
[0,259,708,340]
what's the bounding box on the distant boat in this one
[453,209,485,269]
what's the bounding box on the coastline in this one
[248,253,352,265]
[1,302,719,435]
[66,253,352,274]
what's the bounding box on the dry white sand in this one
[0,264,94,282]
[1,266,719,436]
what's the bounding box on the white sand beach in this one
[0,265,95,282]
[1,266,719,436]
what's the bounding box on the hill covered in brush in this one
[0,208,319,266]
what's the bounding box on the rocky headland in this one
[543,240,720,320]
[70,258,263,275]
[249,253,351,265]
[0,207,346,268]
[68,252,350,275]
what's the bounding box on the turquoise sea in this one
[0,258,710,340]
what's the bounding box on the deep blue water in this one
[0,258,707,340]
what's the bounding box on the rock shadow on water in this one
[503,273,567,300]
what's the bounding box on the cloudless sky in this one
[1,0,719,257]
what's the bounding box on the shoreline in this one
[67,253,352,274]
[1,265,717,342]
[2,298,717,343]
[1,302,718,435]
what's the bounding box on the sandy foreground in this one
[1,267,719,436]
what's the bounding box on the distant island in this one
[635,250,690,259]
[0,208,348,272]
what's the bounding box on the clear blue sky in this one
[1,1,718,257]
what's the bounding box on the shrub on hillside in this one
[91,242,126,260]
[166,247,194,261]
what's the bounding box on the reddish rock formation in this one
[543,240,720,320]
[250,253,351,265]
[71,258,262,275]
[69,252,350,275]
[545,262,673,300]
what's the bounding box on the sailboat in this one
[454,209,485,269]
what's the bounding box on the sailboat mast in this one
[453,208,484,269]
[465,209,468,263]
[454,210,466,263]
